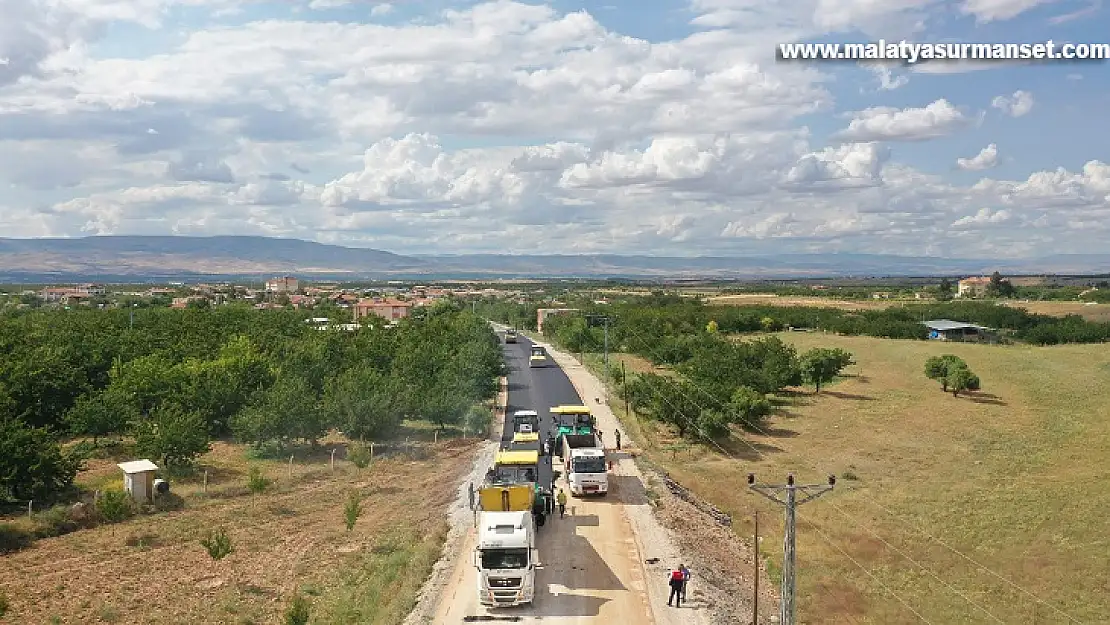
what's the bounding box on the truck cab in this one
[562,434,608,496]
[504,329,518,344]
[474,510,537,607]
[528,345,548,368]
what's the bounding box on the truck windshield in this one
[481,548,529,569]
[493,466,537,483]
[572,457,607,474]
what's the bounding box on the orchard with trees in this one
[0,301,503,505]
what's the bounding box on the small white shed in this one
[117,459,159,503]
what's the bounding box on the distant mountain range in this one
[0,236,1108,281]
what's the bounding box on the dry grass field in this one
[0,435,480,624]
[595,334,1110,624]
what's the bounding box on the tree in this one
[798,348,854,393]
[64,391,137,443]
[728,386,773,430]
[924,354,966,392]
[706,320,718,334]
[947,365,978,397]
[323,366,404,440]
[232,373,325,450]
[0,417,86,501]
[937,278,954,301]
[987,271,1015,298]
[132,403,211,467]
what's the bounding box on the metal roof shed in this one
[117,459,159,503]
[922,319,993,341]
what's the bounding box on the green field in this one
[601,332,1110,624]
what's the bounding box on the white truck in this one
[561,433,608,496]
[474,510,538,607]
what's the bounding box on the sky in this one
[0,0,1107,257]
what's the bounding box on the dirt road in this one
[429,334,710,624]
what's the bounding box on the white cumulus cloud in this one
[992,90,1035,117]
[836,99,972,142]
[957,144,999,171]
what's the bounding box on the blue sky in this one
[1,0,1108,258]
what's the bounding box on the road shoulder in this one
[402,377,507,625]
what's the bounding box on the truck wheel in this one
[536,513,546,527]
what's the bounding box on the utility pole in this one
[748,473,836,625]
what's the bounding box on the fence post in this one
[330,448,337,470]
[203,471,208,494]
[434,430,438,444]
[28,500,33,518]
[288,455,294,478]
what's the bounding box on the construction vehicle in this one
[479,449,548,526]
[562,432,608,496]
[474,510,537,606]
[511,410,539,434]
[528,345,548,368]
[504,328,518,344]
[549,405,596,458]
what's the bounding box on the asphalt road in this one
[432,334,664,623]
[501,336,584,494]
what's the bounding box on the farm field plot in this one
[603,334,1110,624]
[0,438,478,625]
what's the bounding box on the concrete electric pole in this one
[748,473,836,625]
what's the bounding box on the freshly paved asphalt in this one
[500,336,585,498]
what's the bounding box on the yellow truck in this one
[478,449,548,525]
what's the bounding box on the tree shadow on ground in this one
[964,392,1007,406]
[822,391,875,401]
[717,437,783,460]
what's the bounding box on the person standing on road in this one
[680,564,691,601]
[597,430,604,447]
[667,566,684,607]
[615,429,622,450]
[556,488,568,518]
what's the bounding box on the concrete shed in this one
[117,459,159,503]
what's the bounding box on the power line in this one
[612,321,1072,623]
[799,513,936,625]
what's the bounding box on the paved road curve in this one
[431,337,660,623]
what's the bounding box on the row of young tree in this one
[0,302,504,503]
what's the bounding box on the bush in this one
[0,590,8,617]
[96,489,135,523]
[344,491,362,532]
[201,527,234,560]
[696,410,732,441]
[284,595,310,625]
[246,465,270,494]
[463,405,492,438]
[34,505,80,537]
[0,522,34,554]
[346,442,373,469]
